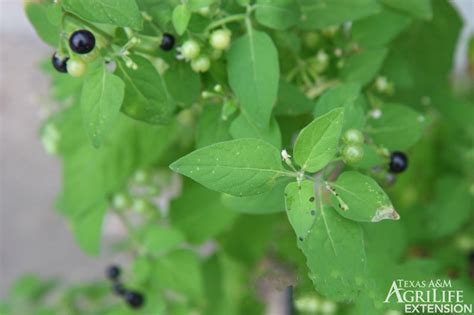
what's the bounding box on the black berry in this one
[112,282,126,296]
[124,291,145,309]
[51,53,69,73]
[69,30,96,54]
[389,151,408,173]
[160,33,175,51]
[106,265,121,280]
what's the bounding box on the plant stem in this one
[205,13,247,33]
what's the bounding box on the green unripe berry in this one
[133,169,150,184]
[191,55,211,73]
[209,29,231,50]
[112,193,131,210]
[342,144,364,164]
[132,198,154,213]
[67,59,87,77]
[342,129,364,145]
[181,40,201,61]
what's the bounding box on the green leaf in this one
[142,227,185,254]
[25,3,61,47]
[255,0,300,30]
[222,178,290,214]
[341,48,388,85]
[170,139,290,196]
[352,8,412,48]
[230,114,282,148]
[381,0,432,20]
[164,62,201,108]
[366,103,424,150]
[284,180,317,240]
[294,108,344,172]
[116,55,175,125]
[153,250,203,299]
[62,0,143,29]
[313,83,365,131]
[328,171,399,222]
[172,4,192,35]
[170,180,237,244]
[274,80,314,116]
[196,105,232,148]
[299,0,380,30]
[227,29,279,129]
[80,64,125,147]
[423,177,472,239]
[70,201,107,255]
[300,205,367,301]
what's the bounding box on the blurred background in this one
[0,0,473,301]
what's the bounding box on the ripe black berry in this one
[51,53,69,73]
[389,151,408,173]
[112,282,126,296]
[69,30,96,54]
[160,33,175,51]
[106,265,121,281]
[124,291,145,309]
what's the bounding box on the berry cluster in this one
[106,265,145,309]
[52,29,96,77]
[341,129,364,164]
[179,29,232,73]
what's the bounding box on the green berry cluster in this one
[180,29,232,73]
[341,129,364,164]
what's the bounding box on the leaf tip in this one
[372,206,400,222]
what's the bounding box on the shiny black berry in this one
[389,151,408,173]
[124,291,145,309]
[160,33,175,51]
[112,282,126,296]
[51,53,69,73]
[69,30,96,54]
[106,265,121,280]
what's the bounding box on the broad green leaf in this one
[62,0,143,29]
[188,0,216,11]
[170,139,291,196]
[70,201,107,255]
[313,83,365,131]
[351,144,384,169]
[366,103,424,150]
[142,227,185,254]
[132,256,152,285]
[255,0,300,30]
[116,55,175,125]
[80,64,125,147]
[328,171,399,222]
[222,178,291,214]
[164,62,201,108]
[382,0,461,94]
[219,214,279,265]
[284,180,317,240]
[424,177,471,239]
[227,30,279,129]
[25,3,61,46]
[196,105,232,148]
[172,4,192,35]
[153,250,203,299]
[170,180,237,244]
[274,80,314,116]
[381,0,432,20]
[341,48,388,85]
[300,205,367,301]
[230,114,282,148]
[294,108,344,172]
[352,8,412,48]
[299,0,380,30]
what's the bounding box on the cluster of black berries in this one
[106,265,145,309]
[52,29,96,76]
[52,29,176,74]
[389,151,408,174]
